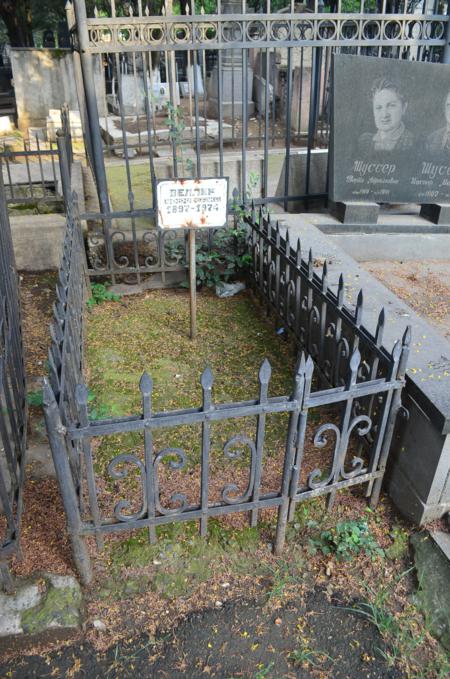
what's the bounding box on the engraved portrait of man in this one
[358,78,414,153]
[426,90,450,153]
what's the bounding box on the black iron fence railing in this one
[67,0,449,218]
[0,170,27,592]
[246,207,395,385]
[0,141,62,209]
[0,104,73,212]
[44,191,410,584]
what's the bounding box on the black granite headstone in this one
[330,54,450,206]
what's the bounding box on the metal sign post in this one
[156,177,228,339]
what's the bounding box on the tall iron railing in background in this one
[66,0,449,226]
[44,190,410,584]
[57,104,75,207]
[0,133,63,211]
[0,169,27,592]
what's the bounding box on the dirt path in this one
[0,591,403,679]
[360,260,450,340]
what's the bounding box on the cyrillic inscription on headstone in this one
[331,55,450,205]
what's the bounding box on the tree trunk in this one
[0,1,34,47]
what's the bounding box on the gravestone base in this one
[329,200,380,226]
[420,203,450,226]
[208,64,255,119]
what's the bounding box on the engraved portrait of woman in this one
[358,78,414,154]
[426,90,450,154]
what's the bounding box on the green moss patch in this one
[87,289,294,474]
[20,578,82,634]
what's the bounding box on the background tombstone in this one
[207,0,255,118]
[330,54,450,226]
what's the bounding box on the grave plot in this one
[85,287,341,532]
[21,206,445,678]
[45,204,410,583]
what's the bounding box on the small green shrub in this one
[87,283,121,308]
[308,519,384,561]
[193,227,252,289]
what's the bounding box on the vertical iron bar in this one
[43,380,92,585]
[75,384,104,550]
[242,48,248,205]
[73,0,110,213]
[217,49,224,178]
[193,49,202,178]
[262,47,270,201]
[200,367,213,537]
[283,47,293,212]
[141,373,157,543]
[274,354,306,554]
[250,359,271,527]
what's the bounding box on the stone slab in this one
[2,160,60,187]
[431,530,450,562]
[329,200,380,225]
[331,54,450,205]
[420,203,450,225]
[411,532,450,650]
[330,233,450,262]
[0,574,82,651]
[11,214,66,270]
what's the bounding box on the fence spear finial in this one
[375,307,385,344]
[201,365,214,390]
[337,273,344,307]
[355,289,363,325]
[139,371,153,396]
[259,358,272,385]
[322,260,327,292]
[402,324,412,347]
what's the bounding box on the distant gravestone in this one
[330,55,450,212]
[43,30,56,48]
[57,20,71,48]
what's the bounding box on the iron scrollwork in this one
[154,447,189,515]
[221,435,256,505]
[108,453,147,521]
[307,414,372,490]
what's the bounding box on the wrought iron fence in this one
[0,171,27,592]
[44,192,410,584]
[246,206,395,386]
[0,138,62,211]
[67,0,449,222]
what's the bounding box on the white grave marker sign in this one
[156,178,228,229]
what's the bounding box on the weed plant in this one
[308,519,385,561]
[87,282,121,308]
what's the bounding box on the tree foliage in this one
[0,0,68,47]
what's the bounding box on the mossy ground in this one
[20,578,81,635]
[86,288,295,507]
[105,163,155,230]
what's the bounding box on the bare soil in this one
[0,590,404,679]
[361,260,450,340]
